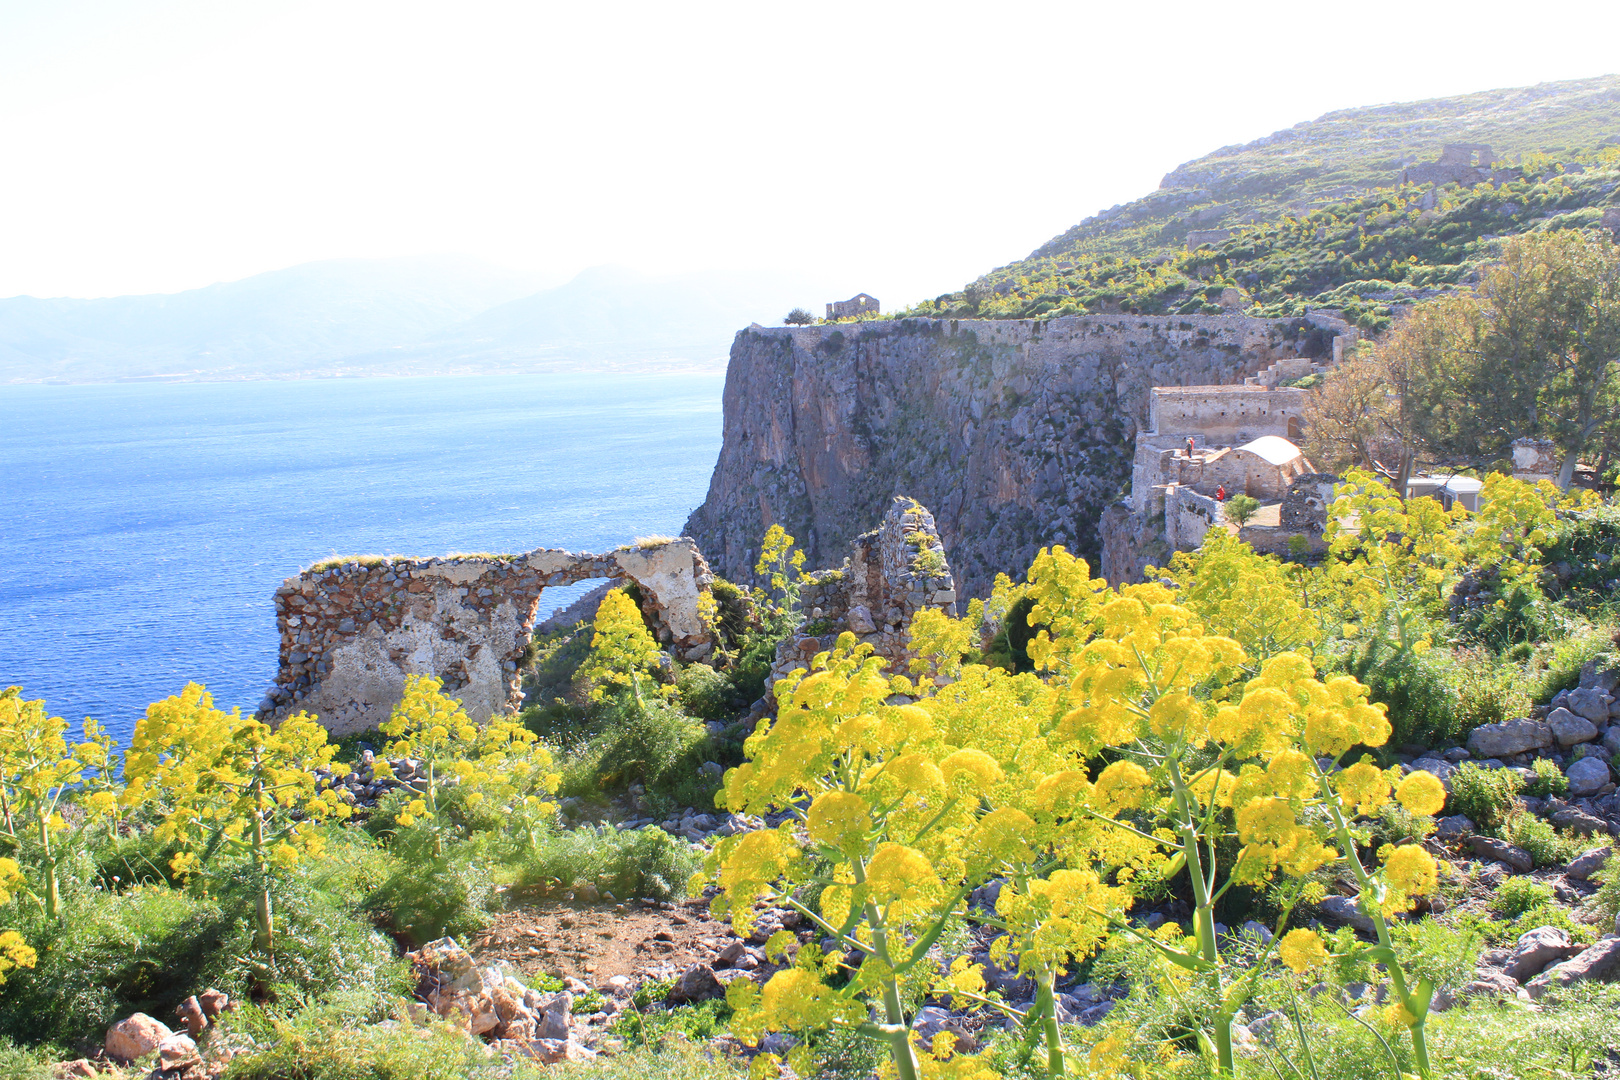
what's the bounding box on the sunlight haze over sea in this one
[0,372,724,744]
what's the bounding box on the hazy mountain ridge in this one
[0,259,828,383]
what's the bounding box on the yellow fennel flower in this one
[1277,928,1328,974]
[1395,770,1447,816]
[1383,844,1438,897]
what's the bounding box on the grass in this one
[629,535,680,550]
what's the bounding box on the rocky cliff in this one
[683,313,1343,599]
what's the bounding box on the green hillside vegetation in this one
[901,76,1620,330]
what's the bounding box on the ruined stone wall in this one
[1147,386,1309,444]
[684,313,1351,600]
[263,541,714,736]
[771,497,957,689]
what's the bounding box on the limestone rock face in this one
[684,315,1340,600]
[1466,718,1553,759]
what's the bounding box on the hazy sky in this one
[2,0,1616,305]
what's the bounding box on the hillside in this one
[0,261,830,383]
[906,76,1620,331]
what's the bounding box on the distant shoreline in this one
[4,356,731,386]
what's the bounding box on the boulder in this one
[198,988,229,1018]
[539,992,572,1040]
[54,1061,97,1078]
[1567,756,1613,797]
[913,1005,979,1053]
[1470,835,1534,873]
[1567,687,1613,724]
[105,1014,172,1062]
[1458,969,1529,1000]
[1567,846,1613,881]
[1317,896,1377,936]
[156,1033,201,1071]
[1604,728,1620,756]
[523,1038,595,1063]
[1547,708,1599,747]
[1549,806,1608,836]
[667,964,724,1004]
[1502,926,1585,982]
[1434,814,1474,840]
[1409,758,1456,783]
[1467,718,1552,759]
[1524,936,1620,999]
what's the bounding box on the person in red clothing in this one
[1185,436,1195,456]
[1215,484,1226,501]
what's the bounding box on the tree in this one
[1386,230,1620,487]
[1222,492,1261,527]
[784,307,817,325]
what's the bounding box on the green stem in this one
[251,797,273,951]
[1321,794,1431,1079]
[1035,961,1064,1076]
[852,859,919,1080]
[36,810,58,921]
[1169,758,1231,1076]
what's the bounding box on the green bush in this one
[1500,811,1586,868]
[561,700,707,797]
[1492,876,1555,919]
[1592,850,1620,928]
[1447,762,1521,830]
[363,853,495,947]
[0,884,230,1045]
[513,825,698,901]
[1345,634,1470,747]
[1526,757,1570,797]
[222,995,489,1080]
[676,663,733,722]
[0,1037,59,1080]
[551,1039,747,1080]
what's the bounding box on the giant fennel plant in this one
[699,544,1453,1080]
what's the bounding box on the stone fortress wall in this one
[262,541,714,736]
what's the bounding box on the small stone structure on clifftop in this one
[826,293,879,320]
[769,497,958,690]
[262,540,714,736]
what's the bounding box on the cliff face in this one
[684,314,1334,599]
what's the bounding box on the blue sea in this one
[0,372,725,745]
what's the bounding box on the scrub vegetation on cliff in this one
[904,77,1620,332]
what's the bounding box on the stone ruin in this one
[769,496,959,690]
[261,540,714,736]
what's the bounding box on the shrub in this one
[1500,811,1585,868]
[1492,876,1555,919]
[1447,762,1521,830]
[514,825,698,901]
[571,701,707,796]
[222,995,490,1080]
[1526,756,1569,797]
[0,885,229,1045]
[1223,492,1261,527]
[363,853,494,947]
[784,308,816,325]
[0,1038,53,1080]
[1592,850,1620,928]
[676,663,733,722]
[549,1039,747,1080]
[1344,633,1471,747]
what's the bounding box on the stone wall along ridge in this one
[683,312,1354,601]
[262,540,714,736]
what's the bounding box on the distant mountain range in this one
[0,258,835,383]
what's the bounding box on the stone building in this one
[825,293,879,319]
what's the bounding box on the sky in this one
[1,0,1617,306]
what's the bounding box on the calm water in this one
[0,372,724,743]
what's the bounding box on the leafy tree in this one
[1221,493,1261,527]
[784,307,817,325]
[123,684,352,950]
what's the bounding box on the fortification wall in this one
[263,541,714,736]
[685,312,1351,599]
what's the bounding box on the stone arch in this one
[262,539,714,735]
